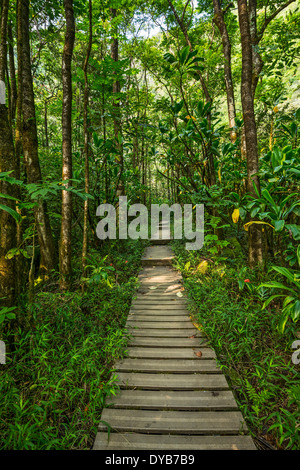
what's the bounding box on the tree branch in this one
[257,0,296,43]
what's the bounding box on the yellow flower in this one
[232,208,240,224]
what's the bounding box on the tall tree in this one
[59,0,75,291]
[110,6,124,198]
[237,0,263,266]
[22,0,56,275]
[82,0,92,274]
[0,0,17,307]
[212,0,237,142]
[8,20,17,123]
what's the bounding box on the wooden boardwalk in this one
[93,226,256,450]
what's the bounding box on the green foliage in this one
[259,265,300,333]
[0,239,143,450]
[172,239,300,449]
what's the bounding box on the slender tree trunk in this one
[0,1,17,307]
[110,7,124,198]
[22,0,56,275]
[212,0,237,142]
[14,0,24,295]
[0,103,17,307]
[0,0,9,81]
[44,100,49,148]
[8,21,17,123]
[59,0,75,291]
[82,0,92,275]
[237,0,263,266]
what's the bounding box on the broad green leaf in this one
[271,266,296,283]
[274,220,285,232]
[0,204,21,222]
[258,281,296,293]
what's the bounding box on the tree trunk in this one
[0,1,17,307]
[0,104,17,307]
[237,0,263,267]
[82,0,92,275]
[22,0,56,275]
[8,20,17,123]
[212,0,237,142]
[59,0,75,291]
[110,7,124,198]
[0,0,9,81]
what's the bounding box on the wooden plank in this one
[127,315,190,322]
[133,298,187,305]
[115,358,220,373]
[137,283,182,289]
[142,246,175,259]
[126,347,215,359]
[138,276,182,283]
[125,328,204,337]
[116,372,229,390]
[137,286,183,293]
[132,298,185,303]
[126,321,196,329]
[132,299,186,303]
[105,390,237,410]
[93,433,256,450]
[129,309,189,316]
[99,409,248,435]
[129,337,207,347]
[131,304,188,310]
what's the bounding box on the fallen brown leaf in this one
[194,351,202,358]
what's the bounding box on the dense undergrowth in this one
[0,239,145,450]
[172,238,300,450]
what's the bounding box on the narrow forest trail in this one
[93,223,256,450]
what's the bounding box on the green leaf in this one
[261,189,276,208]
[286,224,300,241]
[258,281,296,293]
[179,46,190,65]
[274,220,285,232]
[0,204,21,222]
[271,266,296,283]
[292,300,300,321]
[262,294,286,309]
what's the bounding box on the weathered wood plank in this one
[125,347,215,359]
[115,358,220,374]
[99,409,248,435]
[132,298,186,303]
[131,304,188,310]
[129,309,189,316]
[127,315,190,322]
[116,372,229,390]
[137,286,183,294]
[126,321,196,329]
[126,328,204,337]
[105,390,237,410]
[129,336,207,347]
[93,433,256,450]
[133,298,186,303]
